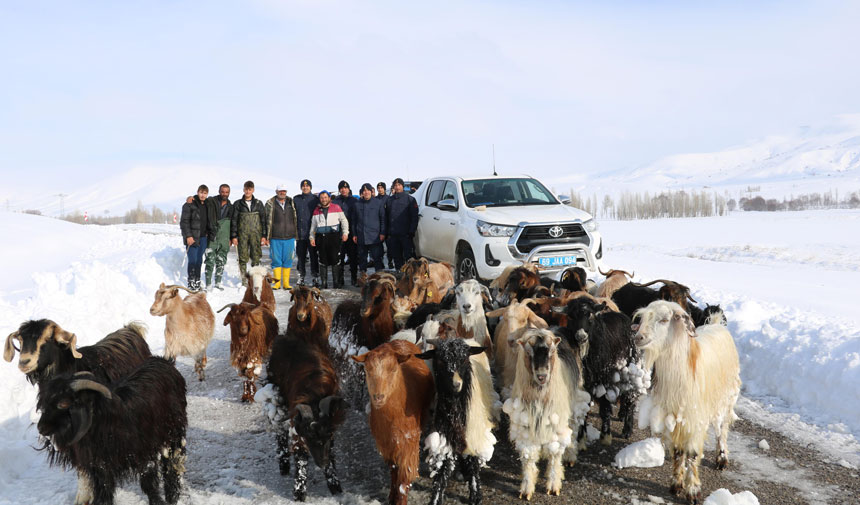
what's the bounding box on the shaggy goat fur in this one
[150,283,215,381]
[267,335,346,501]
[596,268,634,299]
[36,357,187,505]
[219,302,278,402]
[502,328,590,500]
[453,280,493,357]
[486,299,548,397]
[288,286,333,351]
[634,301,741,503]
[352,340,434,505]
[243,265,276,313]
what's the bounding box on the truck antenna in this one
[492,144,497,176]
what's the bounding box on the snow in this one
[1,207,860,503]
[703,488,760,505]
[613,437,664,469]
[757,439,770,451]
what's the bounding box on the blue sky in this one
[2,0,859,197]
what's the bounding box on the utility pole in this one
[55,193,68,217]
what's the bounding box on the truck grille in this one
[516,223,590,253]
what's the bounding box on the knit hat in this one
[377,181,386,190]
[318,190,331,198]
[300,179,312,189]
[360,183,374,193]
[392,177,405,187]
[338,180,350,190]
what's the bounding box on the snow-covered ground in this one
[0,209,858,504]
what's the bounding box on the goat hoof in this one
[670,483,684,496]
[687,490,702,504]
[519,492,532,501]
[716,457,728,470]
[600,434,612,446]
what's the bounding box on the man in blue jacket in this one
[376,181,393,269]
[333,180,359,286]
[385,177,419,270]
[293,179,320,286]
[351,183,387,275]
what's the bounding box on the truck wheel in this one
[456,246,477,283]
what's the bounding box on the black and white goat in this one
[36,357,187,505]
[559,298,648,446]
[417,337,497,505]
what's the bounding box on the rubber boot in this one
[282,268,292,290]
[320,265,329,289]
[272,267,282,290]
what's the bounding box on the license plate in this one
[538,255,578,267]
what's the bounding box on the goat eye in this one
[659,319,669,324]
[57,399,71,410]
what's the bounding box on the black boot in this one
[320,265,329,289]
[334,264,344,289]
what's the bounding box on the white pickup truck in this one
[412,175,604,282]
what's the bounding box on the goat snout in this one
[535,372,548,385]
[296,312,307,322]
[461,303,472,313]
[371,393,385,405]
[452,372,463,392]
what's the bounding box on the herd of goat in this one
[2,260,741,505]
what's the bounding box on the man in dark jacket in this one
[332,180,359,286]
[376,181,393,269]
[293,179,320,287]
[204,184,234,290]
[385,177,419,270]
[231,180,268,285]
[180,184,217,291]
[265,184,298,290]
[352,183,387,274]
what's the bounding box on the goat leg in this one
[598,397,613,446]
[323,442,343,495]
[670,448,686,497]
[89,468,118,505]
[276,430,291,476]
[293,446,310,502]
[620,391,637,439]
[74,472,94,505]
[139,462,164,505]
[161,442,185,505]
[428,456,455,505]
[461,455,482,505]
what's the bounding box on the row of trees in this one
[565,188,860,220]
[59,202,178,225]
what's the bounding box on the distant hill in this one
[8,164,293,217]
[552,114,860,199]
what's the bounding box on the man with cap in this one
[231,180,268,285]
[265,184,298,289]
[376,182,393,269]
[309,190,349,288]
[180,184,216,291]
[385,177,419,270]
[332,180,359,286]
[352,183,387,275]
[293,179,320,286]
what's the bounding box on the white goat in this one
[502,328,591,500]
[633,300,741,503]
[453,279,493,358]
[150,283,215,380]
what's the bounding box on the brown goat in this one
[288,286,333,351]
[407,275,446,306]
[503,266,542,303]
[359,275,398,349]
[243,265,276,313]
[635,279,697,311]
[218,302,278,402]
[352,340,435,505]
[596,268,634,299]
[398,257,454,298]
[150,283,214,381]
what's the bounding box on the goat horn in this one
[163,284,195,294]
[686,293,698,304]
[70,379,112,400]
[632,279,672,288]
[217,303,237,313]
[598,266,610,276]
[627,270,635,279]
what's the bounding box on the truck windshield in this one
[461,178,559,208]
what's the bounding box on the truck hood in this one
[466,204,593,226]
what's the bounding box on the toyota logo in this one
[548,226,563,238]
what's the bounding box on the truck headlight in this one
[476,220,517,237]
[583,219,599,232]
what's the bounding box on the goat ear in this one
[414,349,435,360]
[351,353,368,363]
[395,351,413,364]
[170,288,179,298]
[159,282,166,289]
[630,323,640,333]
[223,312,233,327]
[52,326,82,359]
[311,288,322,300]
[468,346,487,356]
[485,307,505,318]
[595,302,607,312]
[3,331,19,362]
[319,396,343,417]
[293,404,314,426]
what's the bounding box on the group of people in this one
[179,178,419,291]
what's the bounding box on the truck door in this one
[415,179,445,259]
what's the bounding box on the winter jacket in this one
[375,193,390,209]
[293,192,320,240]
[309,203,349,236]
[332,193,358,236]
[231,196,267,240]
[265,196,297,240]
[180,195,216,244]
[351,197,387,245]
[386,191,419,236]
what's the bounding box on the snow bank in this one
[614,437,664,469]
[703,488,760,505]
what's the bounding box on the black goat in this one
[267,335,346,501]
[611,282,661,319]
[688,303,728,327]
[36,357,187,505]
[4,319,151,385]
[560,298,644,446]
[403,291,457,330]
[416,338,493,505]
[559,266,588,292]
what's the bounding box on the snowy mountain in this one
[6,164,294,217]
[552,114,860,198]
